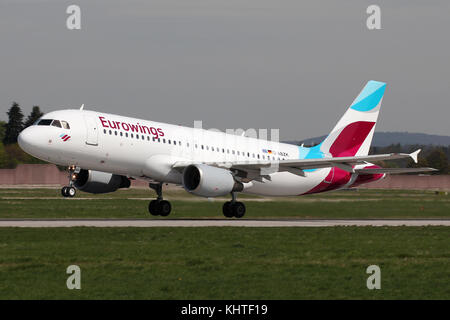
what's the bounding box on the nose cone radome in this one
[18,127,34,153]
[18,126,48,159]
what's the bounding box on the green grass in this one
[0,188,449,219]
[0,227,448,299]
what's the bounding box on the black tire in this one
[222,201,234,218]
[232,202,246,218]
[159,200,171,217]
[148,200,160,216]
[61,187,69,197]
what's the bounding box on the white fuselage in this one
[18,109,348,196]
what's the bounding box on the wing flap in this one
[355,167,437,174]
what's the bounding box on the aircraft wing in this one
[172,149,433,178]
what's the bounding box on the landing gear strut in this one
[148,183,172,216]
[223,192,246,218]
[61,165,78,198]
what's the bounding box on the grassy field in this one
[0,226,448,299]
[0,187,449,219]
[0,188,448,299]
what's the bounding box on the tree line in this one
[0,102,45,168]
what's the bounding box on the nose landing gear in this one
[223,192,246,218]
[61,186,76,197]
[148,183,172,216]
[61,165,78,198]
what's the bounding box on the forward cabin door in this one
[84,115,99,146]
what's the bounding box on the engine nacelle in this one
[74,169,131,194]
[182,164,243,197]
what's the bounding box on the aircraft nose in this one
[17,127,34,152]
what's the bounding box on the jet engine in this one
[73,169,131,194]
[182,164,243,197]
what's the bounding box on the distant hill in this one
[286,132,450,147]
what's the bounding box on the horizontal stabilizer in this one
[355,167,437,175]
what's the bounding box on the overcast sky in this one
[0,0,449,140]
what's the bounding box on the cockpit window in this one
[51,120,62,128]
[37,119,53,126]
[61,121,70,129]
[37,119,70,129]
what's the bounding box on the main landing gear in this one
[61,165,78,198]
[148,183,172,216]
[222,192,246,218]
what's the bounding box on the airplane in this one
[18,80,435,218]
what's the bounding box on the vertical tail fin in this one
[319,80,386,157]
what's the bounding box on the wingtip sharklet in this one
[410,149,421,164]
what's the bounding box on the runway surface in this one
[0,219,449,227]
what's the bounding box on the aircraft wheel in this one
[148,200,160,216]
[159,200,171,217]
[67,187,76,197]
[232,202,246,218]
[61,187,69,197]
[222,201,234,218]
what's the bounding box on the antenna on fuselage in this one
[80,104,85,110]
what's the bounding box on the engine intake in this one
[182,164,243,197]
[74,169,131,194]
